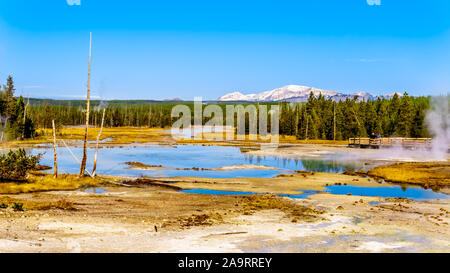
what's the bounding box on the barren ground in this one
[0,129,449,252]
[0,175,448,253]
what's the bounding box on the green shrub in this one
[12,202,23,211]
[0,203,7,209]
[0,149,41,181]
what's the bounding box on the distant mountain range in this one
[218,85,403,102]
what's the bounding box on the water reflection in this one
[182,189,319,199]
[182,186,448,200]
[324,185,449,200]
[183,186,449,200]
[30,145,372,178]
[82,187,107,194]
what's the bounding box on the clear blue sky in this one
[0,0,449,100]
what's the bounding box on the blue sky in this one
[0,0,449,100]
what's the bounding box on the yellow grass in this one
[241,195,326,222]
[368,162,450,188]
[0,173,105,194]
[4,126,347,147]
[4,127,172,146]
[179,132,347,145]
[0,196,74,210]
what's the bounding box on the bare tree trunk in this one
[148,108,151,127]
[61,139,94,178]
[305,115,309,141]
[52,120,58,178]
[23,96,29,139]
[295,104,299,137]
[79,32,92,177]
[23,96,29,124]
[92,108,105,176]
[333,102,336,141]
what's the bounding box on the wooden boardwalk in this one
[348,137,432,149]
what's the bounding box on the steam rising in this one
[336,95,449,163]
[0,116,8,142]
[426,95,450,161]
[95,100,108,112]
[370,95,449,162]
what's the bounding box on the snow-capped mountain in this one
[218,92,258,101]
[382,92,404,99]
[218,85,340,102]
[218,85,404,102]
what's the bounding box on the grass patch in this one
[178,213,224,227]
[178,133,347,145]
[0,173,104,194]
[241,195,326,222]
[5,127,172,146]
[0,196,75,211]
[4,126,347,146]
[368,162,450,189]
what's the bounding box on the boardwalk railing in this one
[348,137,432,149]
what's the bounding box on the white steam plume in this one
[426,95,450,161]
[95,100,108,112]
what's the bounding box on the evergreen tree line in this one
[28,103,176,130]
[2,75,430,140]
[27,91,431,140]
[279,92,430,140]
[0,76,35,140]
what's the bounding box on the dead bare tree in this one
[79,32,92,177]
[333,101,336,141]
[23,95,29,124]
[52,120,58,178]
[23,95,29,139]
[92,108,105,176]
